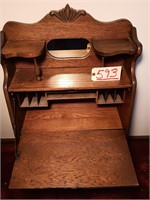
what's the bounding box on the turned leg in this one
[34,58,42,81]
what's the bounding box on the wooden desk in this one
[1,4,142,189]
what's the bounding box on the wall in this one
[0,0,149,138]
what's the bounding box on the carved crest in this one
[50,4,86,22]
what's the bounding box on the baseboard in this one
[128,135,149,139]
[1,138,15,144]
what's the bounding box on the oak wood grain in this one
[9,129,138,188]
[3,16,132,42]
[14,51,125,69]
[1,41,45,58]
[1,5,142,190]
[22,102,123,132]
[8,67,131,92]
[92,38,137,56]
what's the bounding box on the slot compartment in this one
[96,89,126,105]
[17,92,48,108]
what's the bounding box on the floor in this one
[1,137,149,199]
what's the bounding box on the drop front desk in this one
[1,5,142,189]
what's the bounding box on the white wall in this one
[0,0,149,138]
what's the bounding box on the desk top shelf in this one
[1,40,45,58]
[92,38,137,57]
[2,38,136,59]
[8,67,131,92]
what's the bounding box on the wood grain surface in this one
[1,5,142,190]
[2,41,45,58]
[3,15,132,42]
[92,38,137,56]
[9,102,138,188]
[9,129,138,188]
[22,102,123,132]
[2,138,149,199]
[8,67,131,92]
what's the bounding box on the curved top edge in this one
[2,4,132,29]
[2,4,134,43]
[2,17,132,29]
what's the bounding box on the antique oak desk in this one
[1,5,142,189]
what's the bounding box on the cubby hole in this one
[47,90,96,101]
[96,89,126,105]
[17,92,48,108]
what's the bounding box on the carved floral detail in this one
[50,4,86,22]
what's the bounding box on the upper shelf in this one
[92,38,137,57]
[1,38,137,59]
[8,67,131,92]
[1,40,45,59]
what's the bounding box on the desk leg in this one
[102,56,105,67]
[34,58,42,81]
[12,94,20,159]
